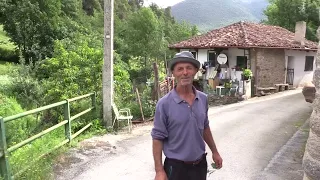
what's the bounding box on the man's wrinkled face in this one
[172,62,198,86]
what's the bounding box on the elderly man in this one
[151,51,223,180]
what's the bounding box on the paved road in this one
[55,91,313,180]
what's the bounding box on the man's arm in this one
[203,96,223,169]
[153,139,165,172]
[203,126,219,154]
[203,96,219,154]
[151,101,168,176]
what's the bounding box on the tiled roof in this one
[169,21,318,50]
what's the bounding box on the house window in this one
[304,56,314,71]
[190,51,197,59]
[236,56,247,70]
[208,51,216,67]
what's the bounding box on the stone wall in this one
[208,94,244,107]
[256,48,286,87]
[303,27,320,180]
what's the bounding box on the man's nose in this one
[183,68,188,75]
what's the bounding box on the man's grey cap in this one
[168,51,201,70]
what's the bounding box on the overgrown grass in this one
[0,63,16,86]
[0,84,105,179]
[9,127,66,180]
[0,62,16,75]
[0,59,108,179]
[0,25,15,51]
[0,75,9,85]
[6,120,104,180]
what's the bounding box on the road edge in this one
[208,88,303,114]
[258,117,310,179]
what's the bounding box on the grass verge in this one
[0,25,15,51]
[7,125,106,180]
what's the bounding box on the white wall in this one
[197,49,208,65]
[179,48,248,81]
[179,49,208,65]
[222,48,249,81]
[285,50,317,87]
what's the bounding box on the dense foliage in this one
[263,0,319,42]
[0,0,196,113]
[0,0,198,178]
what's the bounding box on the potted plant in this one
[224,81,232,88]
[242,69,252,80]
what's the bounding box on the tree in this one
[124,7,162,59]
[0,0,65,62]
[264,0,319,42]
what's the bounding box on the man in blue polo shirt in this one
[151,51,223,180]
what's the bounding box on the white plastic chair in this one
[112,103,133,133]
[229,82,239,96]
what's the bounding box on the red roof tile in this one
[169,21,318,50]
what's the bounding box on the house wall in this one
[223,48,249,81]
[284,50,317,87]
[198,49,208,65]
[179,49,207,65]
[256,48,286,87]
[250,48,257,79]
[179,48,248,81]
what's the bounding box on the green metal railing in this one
[0,92,96,180]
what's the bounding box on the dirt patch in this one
[53,121,154,179]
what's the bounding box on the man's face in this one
[172,62,198,86]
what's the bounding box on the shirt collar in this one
[172,86,200,104]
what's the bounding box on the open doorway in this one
[286,56,294,85]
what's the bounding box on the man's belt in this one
[167,153,207,165]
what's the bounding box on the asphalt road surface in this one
[55,91,313,180]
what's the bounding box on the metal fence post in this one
[0,117,11,180]
[64,101,72,143]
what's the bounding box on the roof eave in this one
[168,45,318,51]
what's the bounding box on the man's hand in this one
[155,170,167,180]
[213,152,223,169]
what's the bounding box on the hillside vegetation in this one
[171,0,268,32]
[0,25,18,63]
[0,0,198,178]
[0,25,15,51]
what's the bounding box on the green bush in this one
[2,59,44,110]
[0,63,16,75]
[0,93,39,146]
[9,127,65,180]
[125,86,156,119]
[0,48,19,63]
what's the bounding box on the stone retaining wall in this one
[303,27,320,180]
[208,94,244,106]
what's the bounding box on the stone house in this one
[168,21,318,94]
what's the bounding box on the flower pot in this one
[241,74,250,80]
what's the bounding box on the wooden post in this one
[135,88,144,122]
[153,63,160,101]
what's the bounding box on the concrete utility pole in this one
[102,0,114,128]
[302,26,320,180]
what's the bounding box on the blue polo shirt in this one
[151,87,209,162]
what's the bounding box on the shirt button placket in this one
[183,101,192,116]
